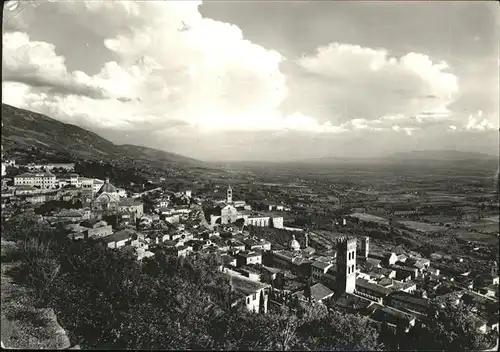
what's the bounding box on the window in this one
[247,297,250,304]
[253,293,257,301]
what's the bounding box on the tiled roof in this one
[388,291,430,308]
[229,274,269,297]
[312,261,332,270]
[356,278,393,297]
[238,251,261,258]
[370,306,416,326]
[102,229,135,243]
[309,283,334,301]
[97,181,117,194]
[119,198,142,206]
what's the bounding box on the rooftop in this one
[312,261,332,270]
[370,305,416,326]
[102,229,135,243]
[229,273,269,298]
[119,198,143,206]
[388,291,430,308]
[294,283,334,302]
[237,251,261,258]
[356,278,393,297]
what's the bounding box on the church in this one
[92,178,144,221]
[209,186,284,228]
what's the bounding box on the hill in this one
[388,150,499,161]
[1,104,205,169]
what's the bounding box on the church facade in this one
[91,178,144,222]
[210,186,284,229]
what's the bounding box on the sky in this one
[2,0,499,161]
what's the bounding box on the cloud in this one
[2,0,498,160]
[292,43,459,123]
[2,0,289,134]
[2,32,107,98]
[465,110,497,131]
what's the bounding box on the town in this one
[2,147,499,350]
[2,0,499,350]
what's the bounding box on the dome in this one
[97,178,117,194]
[290,235,301,251]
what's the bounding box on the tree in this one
[403,300,496,351]
[304,279,312,303]
[259,290,265,313]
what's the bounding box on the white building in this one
[14,171,56,189]
[225,268,270,313]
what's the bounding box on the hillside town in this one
[1,1,499,350]
[2,149,498,346]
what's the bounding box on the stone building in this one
[336,236,357,295]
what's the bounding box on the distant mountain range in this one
[1,104,204,168]
[388,150,499,161]
[289,150,498,165]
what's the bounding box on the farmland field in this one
[456,229,499,245]
[399,220,445,233]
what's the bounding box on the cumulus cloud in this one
[2,32,107,98]
[292,43,459,123]
[2,0,291,133]
[465,110,496,131]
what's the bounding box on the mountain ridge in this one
[1,104,205,168]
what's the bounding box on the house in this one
[478,284,499,298]
[14,171,56,189]
[365,257,382,268]
[356,278,394,300]
[392,264,420,280]
[85,224,113,239]
[26,195,47,204]
[227,270,270,313]
[170,245,192,257]
[386,291,430,315]
[156,197,170,208]
[293,282,334,304]
[118,198,144,218]
[260,265,282,283]
[242,238,271,251]
[221,254,237,267]
[368,305,416,333]
[102,229,135,249]
[136,247,155,261]
[210,237,230,252]
[311,261,333,281]
[229,240,246,253]
[391,280,417,294]
[461,291,498,315]
[272,250,301,270]
[335,292,375,312]
[236,251,262,267]
[406,257,431,273]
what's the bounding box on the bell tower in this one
[336,236,357,294]
[227,185,233,204]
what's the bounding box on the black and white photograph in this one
[1,0,499,350]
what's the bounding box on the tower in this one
[227,185,233,204]
[360,236,370,258]
[336,236,357,294]
[304,232,309,248]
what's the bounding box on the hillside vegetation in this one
[1,104,204,169]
